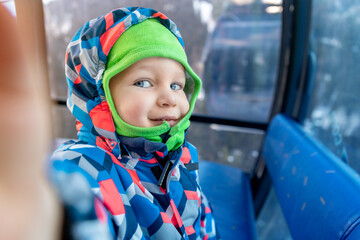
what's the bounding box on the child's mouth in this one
[151,117,178,126]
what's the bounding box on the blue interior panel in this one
[199,161,257,240]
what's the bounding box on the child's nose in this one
[157,89,176,107]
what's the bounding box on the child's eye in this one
[134,80,152,88]
[170,83,182,91]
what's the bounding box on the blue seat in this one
[199,161,257,240]
[262,114,360,239]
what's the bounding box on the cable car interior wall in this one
[199,1,360,239]
[7,0,360,239]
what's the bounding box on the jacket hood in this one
[65,7,200,156]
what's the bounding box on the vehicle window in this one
[302,0,360,173]
[187,122,264,173]
[200,0,282,123]
[44,0,282,171]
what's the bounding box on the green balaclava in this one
[103,19,201,151]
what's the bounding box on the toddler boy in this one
[51,7,219,239]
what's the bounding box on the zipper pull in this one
[157,161,173,189]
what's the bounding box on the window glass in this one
[256,187,292,240]
[51,104,77,139]
[44,0,282,171]
[303,0,360,172]
[201,0,282,123]
[187,122,264,173]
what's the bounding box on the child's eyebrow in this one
[134,65,186,78]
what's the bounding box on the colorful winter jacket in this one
[50,7,219,240]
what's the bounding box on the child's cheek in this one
[120,103,149,127]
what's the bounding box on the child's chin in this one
[165,120,178,127]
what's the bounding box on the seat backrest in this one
[262,114,360,240]
[199,161,257,240]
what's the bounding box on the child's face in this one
[109,57,190,128]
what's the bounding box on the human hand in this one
[0,4,61,240]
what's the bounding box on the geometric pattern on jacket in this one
[50,7,219,240]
